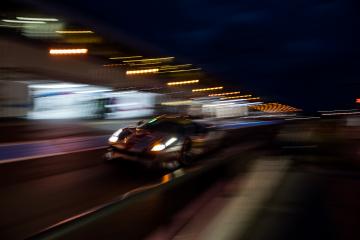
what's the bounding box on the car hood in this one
[112,128,170,152]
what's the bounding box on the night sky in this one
[58,0,360,112]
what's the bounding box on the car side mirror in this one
[137,120,145,126]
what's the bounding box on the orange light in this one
[209,91,240,97]
[245,97,261,101]
[220,94,252,100]
[103,63,126,67]
[250,102,300,113]
[126,68,159,75]
[124,57,174,63]
[161,68,201,73]
[192,86,223,92]
[49,48,88,55]
[161,100,192,106]
[356,98,360,103]
[167,80,199,86]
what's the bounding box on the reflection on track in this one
[0,135,108,163]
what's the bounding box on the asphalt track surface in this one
[0,146,258,240]
[0,121,276,240]
[1,119,359,240]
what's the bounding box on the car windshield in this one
[140,119,185,134]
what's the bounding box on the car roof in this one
[149,115,193,125]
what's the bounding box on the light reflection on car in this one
[105,115,225,169]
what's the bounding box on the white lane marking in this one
[0,146,107,165]
[0,135,108,147]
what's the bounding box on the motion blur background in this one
[1,1,360,240]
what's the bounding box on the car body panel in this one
[105,115,225,169]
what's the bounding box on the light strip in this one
[29,83,88,89]
[192,86,223,92]
[56,30,93,34]
[209,91,240,97]
[126,68,159,75]
[322,112,358,116]
[16,17,58,22]
[109,56,143,60]
[161,100,192,106]
[129,62,162,66]
[49,48,88,55]
[123,57,174,63]
[2,19,46,24]
[159,64,192,70]
[250,103,300,113]
[220,95,254,100]
[167,80,199,86]
[103,63,126,67]
[245,97,261,101]
[161,68,201,73]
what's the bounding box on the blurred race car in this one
[104,115,225,169]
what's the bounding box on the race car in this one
[104,115,225,169]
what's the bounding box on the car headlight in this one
[151,137,177,152]
[108,128,123,143]
[151,143,166,152]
